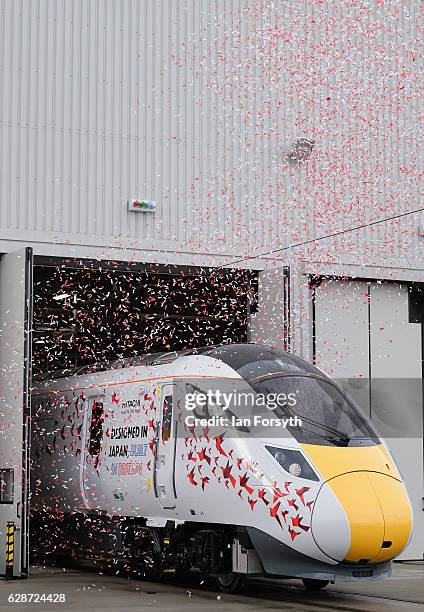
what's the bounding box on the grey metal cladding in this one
[0,1,421,265]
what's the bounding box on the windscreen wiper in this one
[299,414,350,443]
[275,405,351,445]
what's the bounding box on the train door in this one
[0,248,33,578]
[154,384,177,509]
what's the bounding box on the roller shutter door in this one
[314,278,423,560]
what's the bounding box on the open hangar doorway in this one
[311,276,424,560]
[31,257,259,380]
[1,251,258,578]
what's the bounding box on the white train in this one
[31,344,412,592]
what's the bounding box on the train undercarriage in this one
[30,510,331,592]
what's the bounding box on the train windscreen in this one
[204,344,380,447]
[250,375,379,446]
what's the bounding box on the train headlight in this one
[274,450,286,464]
[266,446,320,482]
[288,462,302,477]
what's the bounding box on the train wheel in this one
[302,578,330,590]
[216,572,245,593]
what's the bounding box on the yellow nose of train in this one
[304,444,413,564]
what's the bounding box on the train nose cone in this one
[312,472,412,564]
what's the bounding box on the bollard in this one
[5,522,14,579]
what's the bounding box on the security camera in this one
[289,138,315,161]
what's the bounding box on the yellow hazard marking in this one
[5,523,14,567]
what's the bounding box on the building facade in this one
[0,1,422,573]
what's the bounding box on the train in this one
[31,343,413,592]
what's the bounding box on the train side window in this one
[0,468,14,504]
[162,396,173,443]
[89,401,104,456]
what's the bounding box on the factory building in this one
[0,1,422,577]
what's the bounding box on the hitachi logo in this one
[122,399,141,409]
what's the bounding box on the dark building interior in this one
[32,258,258,379]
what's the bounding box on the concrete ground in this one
[0,562,423,612]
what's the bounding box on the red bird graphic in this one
[284,481,292,493]
[295,486,310,506]
[201,476,210,491]
[288,527,300,541]
[269,502,280,517]
[214,433,228,457]
[187,468,197,486]
[248,497,257,511]
[258,488,269,505]
[198,447,211,464]
[288,498,299,511]
[281,509,289,523]
[187,450,197,462]
[203,426,210,443]
[272,485,287,503]
[221,461,236,488]
[111,393,119,405]
[148,438,156,456]
[239,473,254,495]
[306,500,314,512]
[291,514,310,532]
[272,485,282,501]
[269,502,283,528]
[236,457,244,469]
[237,489,243,499]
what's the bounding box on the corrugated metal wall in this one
[0,1,422,265]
